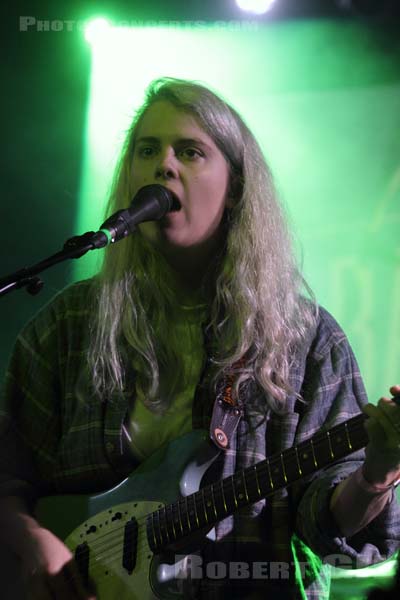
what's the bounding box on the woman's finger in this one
[377,397,400,447]
[390,385,400,400]
[363,400,400,449]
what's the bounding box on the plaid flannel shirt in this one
[1,279,399,599]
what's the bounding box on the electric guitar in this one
[36,413,368,599]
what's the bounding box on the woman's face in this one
[131,101,232,257]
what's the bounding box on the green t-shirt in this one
[127,302,207,461]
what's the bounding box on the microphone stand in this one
[0,184,175,298]
[0,231,99,298]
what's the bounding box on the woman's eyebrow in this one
[175,138,212,150]
[135,136,160,145]
[135,136,212,150]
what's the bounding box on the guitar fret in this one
[173,502,182,538]
[210,485,218,520]
[162,506,172,544]
[201,488,209,523]
[186,494,198,530]
[282,448,303,482]
[266,458,274,489]
[345,422,353,450]
[205,487,215,521]
[177,500,184,535]
[157,510,165,545]
[162,506,170,543]
[192,493,200,527]
[220,481,228,512]
[310,439,318,468]
[242,471,249,502]
[184,497,191,532]
[194,491,205,528]
[152,511,162,547]
[254,465,262,497]
[327,431,334,459]
[294,447,302,475]
[231,475,238,508]
[280,453,287,483]
[166,503,177,539]
[158,508,167,544]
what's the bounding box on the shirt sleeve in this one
[0,292,67,502]
[293,309,400,567]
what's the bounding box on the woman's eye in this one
[180,147,202,160]
[137,146,156,158]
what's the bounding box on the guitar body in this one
[36,429,220,599]
[36,413,369,599]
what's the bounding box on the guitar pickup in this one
[122,517,138,574]
[75,542,90,588]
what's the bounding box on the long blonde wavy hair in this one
[89,77,318,413]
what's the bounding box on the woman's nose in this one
[154,149,178,180]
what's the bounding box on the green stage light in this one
[76,19,400,432]
[74,17,400,594]
[84,17,112,45]
[236,0,276,15]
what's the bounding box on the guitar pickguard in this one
[65,500,161,599]
[37,429,220,599]
[36,414,369,599]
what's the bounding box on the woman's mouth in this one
[169,191,182,212]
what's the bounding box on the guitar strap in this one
[209,359,245,450]
[209,362,307,451]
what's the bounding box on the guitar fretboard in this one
[146,413,367,553]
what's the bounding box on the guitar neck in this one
[147,413,368,553]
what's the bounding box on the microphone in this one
[90,184,178,249]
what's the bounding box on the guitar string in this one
[67,415,367,563]
[63,420,368,591]
[75,413,366,555]
[63,520,149,589]
[71,414,367,565]
[64,416,366,589]
[62,416,367,586]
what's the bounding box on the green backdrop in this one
[76,19,400,407]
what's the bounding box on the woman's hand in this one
[362,385,400,488]
[21,525,96,600]
[0,496,95,600]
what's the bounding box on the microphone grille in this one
[132,184,173,211]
